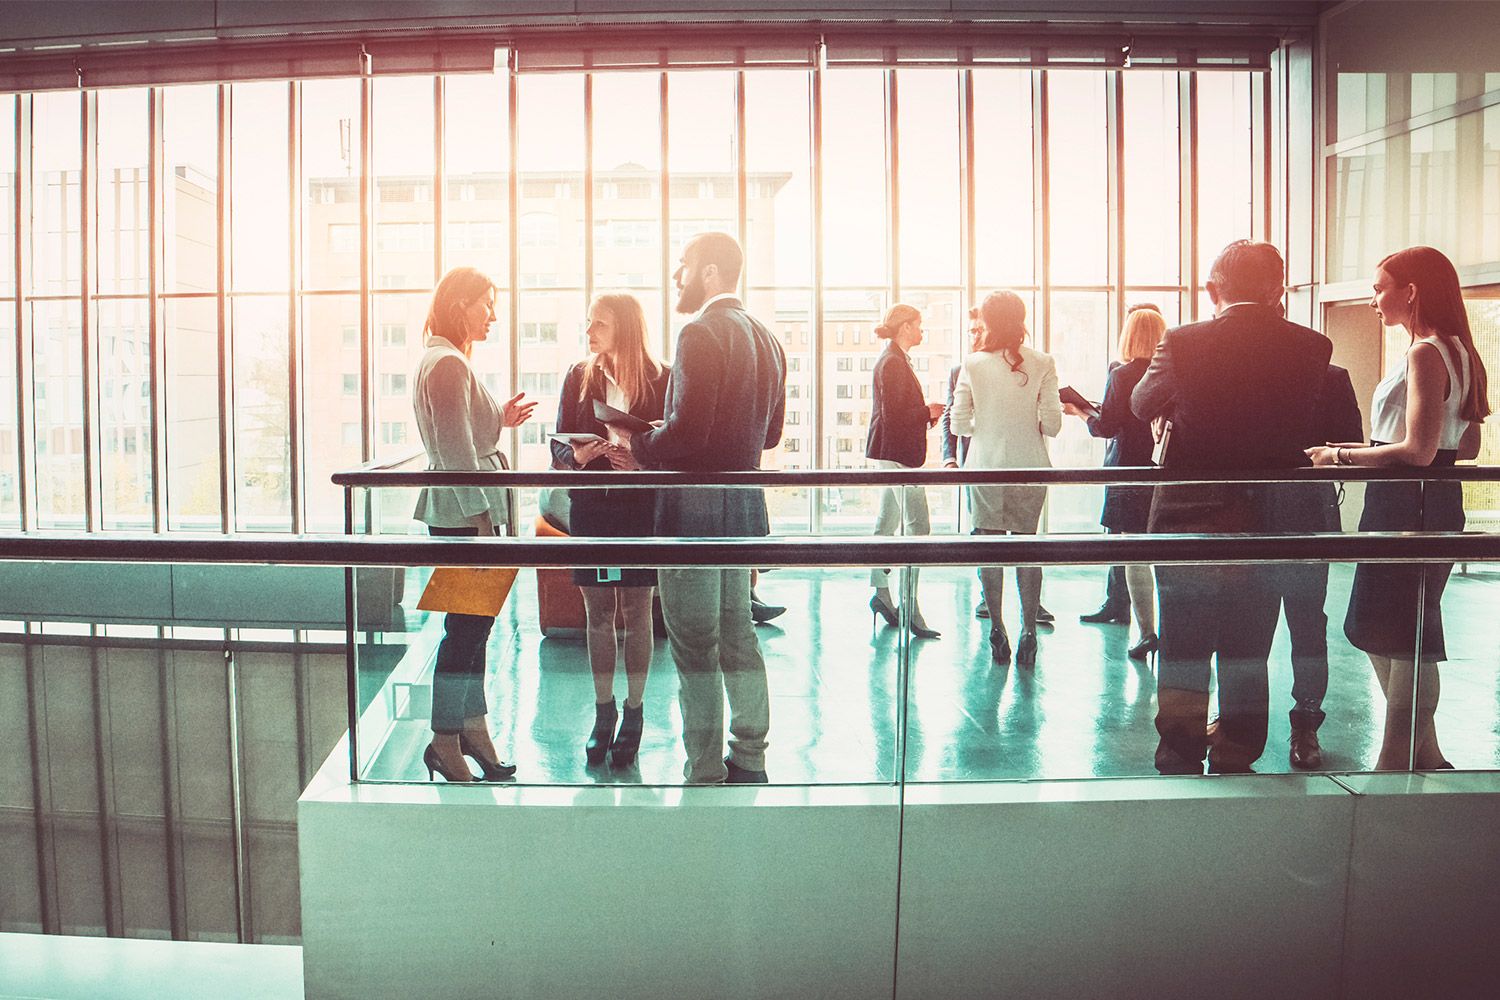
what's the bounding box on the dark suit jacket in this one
[551,360,670,529]
[940,363,970,465]
[550,361,669,471]
[1086,358,1154,530]
[1287,362,1364,533]
[865,343,928,468]
[1086,359,1153,469]
[631,297,787,537]
[1131,303,1333,534]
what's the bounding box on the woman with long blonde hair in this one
[412,266,536,781]
[1064,303,1166,659]
[551,293,669,767]
[866,302,946,639]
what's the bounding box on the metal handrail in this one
[5,531,1500,567]
[332,465,1500,488]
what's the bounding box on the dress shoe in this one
[611,702,644,767]
[458,733,517,781]
[974,601,990,620]
[1080,604,1130,624]
[1014,629,1038,667]
[751,597,786,624]
[1288,726,1322,770]
[909,615,941,640]
[1035,605,1055,625]
[424,742,476,782]
[585,699,618,765]
[989,627,1011,665]
[870,594,899,628]
[724,755,768,784]
[1127,633,1159,660]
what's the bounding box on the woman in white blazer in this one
[949,291,1062,668]
[412,266,535,781]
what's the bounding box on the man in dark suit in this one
[622,232,787,784]
[1131,240,1332,774]
[1263,362,1364,769]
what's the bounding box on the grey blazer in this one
[410,335,510,529]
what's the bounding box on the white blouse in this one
[410,336,510,528]
[1368,336,1471,450]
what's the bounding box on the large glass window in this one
[372,76,436,293]
[1048,71,1108,288]
[1,98,16,527]
[1196,73,1255,301]
[0,62,1264,535]
[163,85,218,294]
[973,70,1035,289]
[96,89,150,297]
[33,92,82,296]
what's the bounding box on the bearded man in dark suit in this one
[619,232,787,784]
[1131,240,1332,774]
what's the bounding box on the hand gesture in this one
[501,392,537,428]
[571,439,608,466]
[927,401,946,427]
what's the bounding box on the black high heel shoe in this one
[910,619,941,640]
[989,628,1011,665]
[1015,629,1038,667]
[870,595,899,628]
[458,733,517,781]
[585,699,618,765]
[424,742,477,782]
[1127,633,1159,661]
[611,702,644,767]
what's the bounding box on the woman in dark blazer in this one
[1063,303,1165,659]
[551,293,669,767]
[866,302,945,639]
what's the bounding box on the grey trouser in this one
[657,567,771,782]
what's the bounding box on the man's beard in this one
[675,271,707,314]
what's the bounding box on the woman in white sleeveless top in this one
[950,290,1062,668]
[412,266,536,781]
[1308,246,1489,770]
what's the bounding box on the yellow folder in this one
[416,566,519,617]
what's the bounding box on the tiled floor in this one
[364,562,1500,784]
[0,932,302,1000]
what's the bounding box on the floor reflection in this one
[364,565,1500,784]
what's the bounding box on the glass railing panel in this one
[349,481,905,785]
[1434,561,1500,770]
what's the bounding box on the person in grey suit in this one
[1131,241,1332,774]
[617,232,787,784]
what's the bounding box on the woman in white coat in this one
[949,291,1062,667]
[412,266,536,781]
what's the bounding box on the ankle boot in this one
[611,702,644,767]
[586,699,618,765]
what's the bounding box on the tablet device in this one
[1059,385,1101,416]
[547,432,608,445]
[592,399,654,434]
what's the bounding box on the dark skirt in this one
[1100,483,1152,533]
[1343,450,1463,659]
[569,488,658,589]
